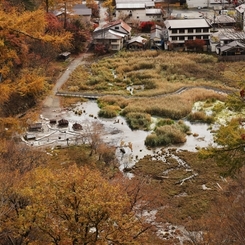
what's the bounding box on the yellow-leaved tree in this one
[0,2,72,132]
[0,165,149,244]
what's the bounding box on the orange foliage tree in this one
[0,2,72,118]
[0,165,149,244]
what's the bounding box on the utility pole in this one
[64,1,67,29]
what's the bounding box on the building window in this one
[172,36,177,40]
[203,28,209,32]
[179,36,185,40]
[188,28,193,33]
[115,26,119,30]
[203,35,209,39]
[179,29,185,33]
[188,36,193,40]
[111,45,118,50]
[172,29,177,34]
[196,28,202,33]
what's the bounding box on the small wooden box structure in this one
[28,123,42,132]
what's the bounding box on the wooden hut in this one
[28,123,42,132]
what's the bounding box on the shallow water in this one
[30,100,214,172]
[71,101,214,168]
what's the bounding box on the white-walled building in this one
[93,20,132,51]
[186,0,230,8]
[163,19,211,49]
[115,0,164,23]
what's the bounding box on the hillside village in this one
[89,0,245,59]
[1,0,245,244]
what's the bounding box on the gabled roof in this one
[93,29,125,40]
[219,41,245,52]
[128,36,147,45]
[109,29,126,37]
[95,19,132,33]
[164,19,211,29]
[216,29,244,41]
[236,4,245,14]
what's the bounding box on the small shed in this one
[72,123,83,131]
[57,52,71,61]
[127,36,147,50]
[28,123,42,132]
[58,119,69,127]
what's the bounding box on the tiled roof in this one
[101,19,131,33]
[212,15,236,24]
[220,41,245,52]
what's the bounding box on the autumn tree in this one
[0,140,48,244]
[66,18,91,53]
[185,39,206,51]
[102,0,115,22]
[199,91,245,176]
[0,3,72,117]
[0,165,149,244]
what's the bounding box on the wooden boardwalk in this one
[56,86,236,100]
[56,91,101,100]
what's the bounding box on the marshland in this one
[44,50,244,243]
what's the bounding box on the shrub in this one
[125,112,151,130]
[145,124,187,147]
[177,120,190,133]
[187,111,214,124]
[156,118,175,127]
[98,105,120,118]
[98,96,129,109]
[139,21,155,32]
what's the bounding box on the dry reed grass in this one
[65,50,239,120]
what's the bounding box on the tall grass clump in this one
[125,112,151,130]
[192,53,217,63]
[145,123,188,147]
[98,96,129,109]
[187,111,214,124]
[156,118,175,128]
[98,105,120,118]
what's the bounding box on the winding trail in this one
[42,52,93,118]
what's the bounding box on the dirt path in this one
[42,52,93,118]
